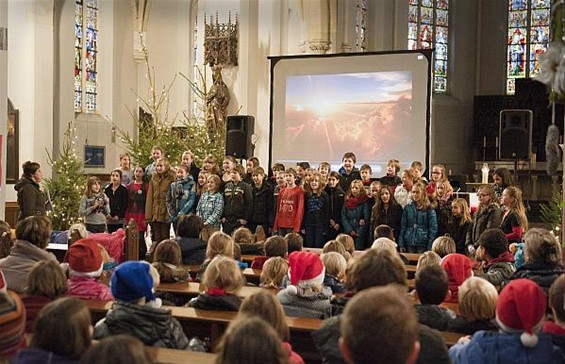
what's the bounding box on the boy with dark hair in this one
[251,236,288,269]
[380,159,402,188]
[359,164,373,192]
[338,152,361,191]
[340,285,420,364]
[222,164,253,235]
[325,171,345,240]
[176,214,207,265]
[296,161,310,186]
[374,224,395,240]
[285,232,303,254]
[249,166,273,235]
[273,168,304,236]
[475,228,515,287]
[414,265,456,331]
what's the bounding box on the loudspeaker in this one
[226,115,255,159]
[499,109,532,160]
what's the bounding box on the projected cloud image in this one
[283,71,412,163]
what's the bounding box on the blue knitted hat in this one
[110,261,156,302]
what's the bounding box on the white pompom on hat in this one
[286,251,325,295]
[496,278,546,347]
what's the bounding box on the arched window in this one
[506,0,550,94]
[408,0,449,94]
[74,0,98,113]
[356,0,368,51]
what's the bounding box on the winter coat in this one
[104,184,128,220]
[11,347,79,364]
[14,176,47,221]
[277,287,332,319]
[323,274,345,294]
[67,275,114,301]
[223,181,253,221]
[506,261,564,297]
[177,236,207,265]
[448,331,564,364]
[415,304,456,331]
[341,200,370,250]
[145,169,176,223]
[338,166,361,191]
[466,204,502,247]
[251,182,273,226]
[447,217,472,254]
[398,203,438,250]
[371,202,403,242]
[166,176,196,222]
[476,251,516,287]
[22,295,52,333]
[435,198,453,237]
[187,293,241,311]
[93,301,189,350]
[0,240,58,293]
[448,317,498,335]
[325,185,345,230]
[303,191,330,227]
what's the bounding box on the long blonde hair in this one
[503,186,528,230]
[451,198,472,226]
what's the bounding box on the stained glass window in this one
[506,0,550,94]
[74,0,98,113]
[408,0,449,93]
[356,0,368,51]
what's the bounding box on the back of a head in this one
[16,216,52,249]
[203,256,245,295]
[154,239,181,266]
[415,265,448,305]
[32,297,92,360]
[176,214,203,238]
[340,285,419,364]
[260,257,288,289]
[285,233,303,254]
[370,238,398,255]
[346,248,406,294]
[549,275,565,323]
[26,260,68,299]
[458,277,498,322]
[323,240,350,261]
[336,233,355,254]
[233,227,254,245]
[239,290,290,342]
[206,231,234,259]
[478,229,509,259]
[265,236,288,258]
[215,316,287,364]
[321,252,347,278]
[374,224,394,240]
[0,290,26,356]
[111,261,159,304]
[416,251,442,272]
[431,236,456,258]
[524,228,563,265]
[81,334,154,364]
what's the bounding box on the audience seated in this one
[260,257,288,289]
[251,236,287,270]
[66,239,113,301]
[544,275,565,350]
[441,253,473,303]
[474,229,515,287]
[0,288,26,358]
[176,214,207,266]
[414,265,456,331]
[320,252,346,294]
[81,334,155,364]
[448,277,498,335]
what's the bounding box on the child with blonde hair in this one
[448,277,498,334]
[233,226,264,255]
[466,184,502,253]
[431,236,456,258]
[399,181,438,253]
[303,171,330,248]
[447,198,472,254]
[146,157,176,251]
[379,159,402,189]
[322,240,352,262]
[434,179,454,237]
[151,239,190,283]
[188,255,245,311]
[500,186,528,244]
[336,233,355,255]
[196,174,224,241]
[197,231,234,281]
[321,252,347,293]
[260,257,289,289]
[416,250,442,273]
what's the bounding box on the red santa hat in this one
[286,251,325,295]
[496,278,546,347]
[441,253,473,301]
[67,239,103,278]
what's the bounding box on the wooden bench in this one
[146,346,216,364]
[157,281,278,299]
[85,300,323,363]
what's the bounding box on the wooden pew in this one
[86,300,323,363]
[146,346,217,364]
[157,281,278,299]
[124,219,139,261]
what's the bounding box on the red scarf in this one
[344,194,369,210]
[207,288,226,296]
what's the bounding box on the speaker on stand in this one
[225,115,255,159]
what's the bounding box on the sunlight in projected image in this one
[309,98,337,119]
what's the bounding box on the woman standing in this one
[14,161,46,221]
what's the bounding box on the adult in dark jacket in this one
[14,161,46,221]
[176,214,207,265]
[93,261,189,350]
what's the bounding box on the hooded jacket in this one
[14,176,46,221]
[145,169,176,222]
[93,301,189,350]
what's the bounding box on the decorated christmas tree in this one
[44,121,87,230]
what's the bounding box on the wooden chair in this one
[124,219,139,261]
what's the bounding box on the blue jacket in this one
[166,176,196,222]
[398,203,437,250]
[449,331,564,364]
[341,200,370,249]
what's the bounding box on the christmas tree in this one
[44,121,87,230]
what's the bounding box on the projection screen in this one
[269,50,432,177]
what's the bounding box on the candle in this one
[495,136,499,148]
[483,136,486,148]
[481,163,489,184]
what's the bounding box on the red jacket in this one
[67,275,114,301]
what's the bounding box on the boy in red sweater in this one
[273,168,304,236]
